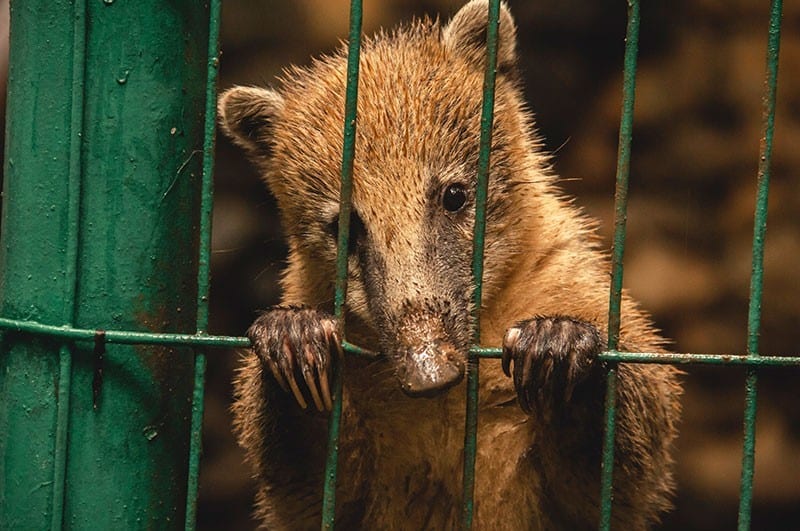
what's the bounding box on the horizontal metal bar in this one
[469,347,503,358]
[4,316,799,366]
[599,351,800,366]
[473,348,800,366]
[341,341,380,358]
[0,317,250,348]
[472,347,800,366]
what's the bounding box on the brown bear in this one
[218,1,682,529]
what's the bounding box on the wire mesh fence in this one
[0,0,796,530]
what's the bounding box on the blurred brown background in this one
[2,0,798,529]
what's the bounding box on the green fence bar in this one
[0,2,790,529]
[0,317,249,349]
[322,0,363,528]
[185,0,223,528]
[599,351,800,367]
[3,317,799,367]
[738,0,783,528]
[0,1,211,528]
[462,1,502,529]
[599,0,641,529]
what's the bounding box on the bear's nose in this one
[399,342,465,398]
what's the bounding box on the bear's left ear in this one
[218,85,285,159]
[442,0,518,73]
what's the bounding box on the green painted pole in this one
[1,1,210,528]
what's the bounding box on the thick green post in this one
[1,1,210,529]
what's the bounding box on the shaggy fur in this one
[219,1,682,529]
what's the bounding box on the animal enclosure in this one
[0,1,796,530]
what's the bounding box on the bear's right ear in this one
[218,86,285,157]
[443,0,518,74]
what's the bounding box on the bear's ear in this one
[442,1,517,73]
[218,86,285,157]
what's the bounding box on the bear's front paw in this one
[247,306,341,412]
[501,316,604,414]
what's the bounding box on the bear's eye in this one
[442,183,467,213]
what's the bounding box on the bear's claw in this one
[501,316,603,414]
[248,307,341,412]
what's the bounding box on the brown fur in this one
[220,1,682,529]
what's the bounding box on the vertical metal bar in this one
[738,1,782,528]
[51,346,74,531]
[52,0,88,528]
[322,1,363,529]
[462,1,501,528]
[185,0,222,528]
[599,1,640,529]
[738,369,758,531]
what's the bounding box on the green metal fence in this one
[0,0,796,530]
